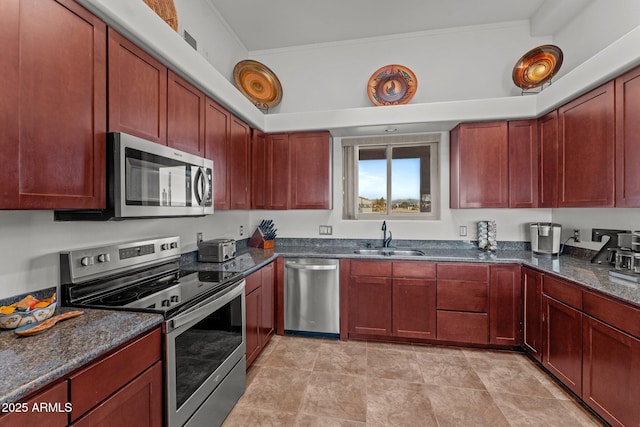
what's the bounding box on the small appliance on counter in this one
[198,238,237,262]
[530,223,562,256]
[608,231,640,282]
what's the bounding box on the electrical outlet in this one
[573,229,580,243]
[319,225,333,235]
[239,225,244,237]
[459,226,467,237]
[196,232,203,243]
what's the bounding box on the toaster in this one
[198,238,236,262]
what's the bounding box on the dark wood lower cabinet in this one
[583,315,640,427]
[348,276,392,336]
[392,278,436,339]
[523,268,543,360]
[437,311,489,344]
[0,381,68,427]
[71,362,162,427]
[245,262,275,367]
[490,265,522,346]
[543,296,583,396]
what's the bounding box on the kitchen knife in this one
[14,311,85,337]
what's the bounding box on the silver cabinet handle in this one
[285,263,337,271]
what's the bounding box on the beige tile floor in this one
[223,335,603,427]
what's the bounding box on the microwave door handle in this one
[194,167,204,205]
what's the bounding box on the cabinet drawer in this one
[350,260,392,277]
[437,263,489,281]
[69,328,161,421]
[245,269,262,294]
[583,291,640,339]
[543,275,582,310]
[392,261,436,279]
[437,311,489,344]
[437,280,488,312]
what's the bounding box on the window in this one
[343,134,440,219]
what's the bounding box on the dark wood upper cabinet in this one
[615,65,640,207]
[558,81,615,207]
[508,120,538,208]
[228,116,252,209]
[251,130,268,210]
[538,110,559,208]
[450,121,509,208]
[204,97,231,209]
[108,29,167,145]
[289,131,332,209]
[167,70,205,156]
[0,0,107,210]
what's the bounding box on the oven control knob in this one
[97,253,111,263]
[170,295,179,303]
[161,243,169,251]
[161,299,170,307]
[80,256,93,266]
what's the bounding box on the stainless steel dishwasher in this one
[284,258,340,336]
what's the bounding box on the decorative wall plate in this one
[233,60,283,109]
[512,45,563,90]
[367,64,418,106]
[142,0,178,32]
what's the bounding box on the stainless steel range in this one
[60,237,246,427]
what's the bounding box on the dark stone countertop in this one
[182,246,640,307]
[0,307,163,405]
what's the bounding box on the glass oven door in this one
[165,280,245,427]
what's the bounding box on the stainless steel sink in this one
[353,248,425,256]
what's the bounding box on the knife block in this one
[248,228,275,249]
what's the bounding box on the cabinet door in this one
[489,265,522,346]
[251,130,268,209]
[348,277,392,337]
[71,362,162,427]
[204,97,231,209]
[523,268,543,360]
[583,316,640,427]
[615,65,640,207]
[260,262,275,345]
[558,81,615,207]
[167,70,205,156]
[245,286,262,367]
[0,381,68,427]
[289,131,332,209]
[266,133,291,209]
[508,120,538,208]
[449,121,508,208]
[538,111,559,208]
[229,116,251,209]
[0,0,107,209]
[108,29,167,145]
[543,296,583,395]
[392,278,436,339]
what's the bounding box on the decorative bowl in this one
[512,45,563,90]
[233,60,283,110]
[0,294,57,329]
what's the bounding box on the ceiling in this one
[206,0,584,51]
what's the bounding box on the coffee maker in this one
[530,223,562,256]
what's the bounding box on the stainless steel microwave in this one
[55,132,213,220]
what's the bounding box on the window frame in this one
[342,134,440,220]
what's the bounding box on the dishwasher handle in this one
[285,262,338,271]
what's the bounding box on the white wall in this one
[173,0,247,81]
[249,21,551,114]
[0,210,250,299]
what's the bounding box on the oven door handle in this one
[169,279,245,331]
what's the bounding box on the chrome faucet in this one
[382,221,393,247]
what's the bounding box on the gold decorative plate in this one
[367,64,418,106]
[233,60,283,109]
[512,45,563,90]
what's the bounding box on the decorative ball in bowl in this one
[0,294,57,329]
